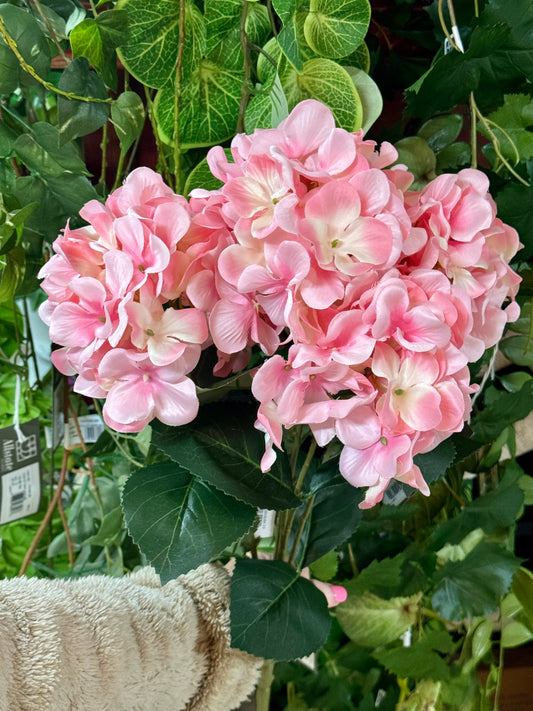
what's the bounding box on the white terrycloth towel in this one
[0,564,261,711]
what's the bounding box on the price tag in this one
[0,419,41,524]
[63,414,105,449]
[255,508,275,538]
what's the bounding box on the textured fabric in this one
[0,564,261,711]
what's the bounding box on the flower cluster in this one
[39,100,521,507]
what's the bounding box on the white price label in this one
[0,463,41,524]
[256,509,275,538]
[64,414,105,449]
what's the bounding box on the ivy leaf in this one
[302,469,364,567]
[336,590,422,647]
[111,91,145,152]
[70,10,128,89]
[431,542,521,620]
[374,630,456,682]
[283,58,362,131]
[430,461,525,549]
[0,4,51,94]
[230,558,331,660]
[117,0,205,88]
[151,403,299,510]
[471,380,533,442]
[57,57,110,144]
[13,122,90,178]
[122,461,256,583]
[304,0,370,59]
[154,61,243,149]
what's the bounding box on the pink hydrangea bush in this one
[39,100,521,507]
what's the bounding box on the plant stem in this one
[256,659,275,711]
[470,92,477,169]
[173,0,186,193]
[295,440,317,496]
[236,0,251,134]
[32,0,70,64]
[100,120,108,188]
[288,493,315,568]
[112,148,126,190]
[0,18,112,104]
[493,605,505,711]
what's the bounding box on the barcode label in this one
[63,414,105,449]
[256,509,275,538]
[0,462,41,524]
[382,480,408,506]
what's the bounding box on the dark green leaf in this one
[431,542,521,620]
[277,18,303,71]
[500,334,533,367]
[46,175,100,215]
[111,91,145,152]
[57,57,110,144]
[303,469,364,566]
[13,122,90,178]
[417,114,463,153]
[0,4,51,94]
[495,182,533,259]
[122,461,256,583]
[151,404,298,510]
[96,8,129,47]
[430,461,525,548]
[183,153,227,194]
[414,438,456,485]
[374,630,456,681]
[436,142,472,172]
[204,0,240,55]
[304,0,370,59]
[471,380,533,442]
[347,554,405,596]
[230,558,331,660]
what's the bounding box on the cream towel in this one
[0,564,261,711]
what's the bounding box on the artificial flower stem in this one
[256,659,274,711]
[288,493,315,568]
[295,440,317,496]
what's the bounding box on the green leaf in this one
[336,590,422,647]
[13,122,90,178]
[46,174,101,215]
[111,91,145,152]
[414,439,456,486]
[154,61,242,149]
[85,506,124,546]
[117,0,205,88]
[309,550,338,582]
[96,8,129,47]
[122,461,256,583]
[406,0,533,118]
[302,470,364,566]
[431,542,521,620]
[417,114,463,153]
[483,95,533,163]
[501,620,533,648]
[0,4,51,94]
[0,246,25,302]
[0,122,16,159]
[230,558,331,660]
[271,0,296,24]
[151,404,299,510]
[57,57,110,144]
[70,11,128,89]
[512,567,533,630]
[277,17,303,72]
[500,335,533,367]
[244,73,289,132]
[204,0,241,55]
[304,0,370,59]
[495,182,533,259]
[183,151,230,194]
[374,630,456,681]
[348,555,405,596]
[436,142,472,172]
[284,58,362,131]
[343,67,382,134]
[430,461,525,549]
[471,380,533,442]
